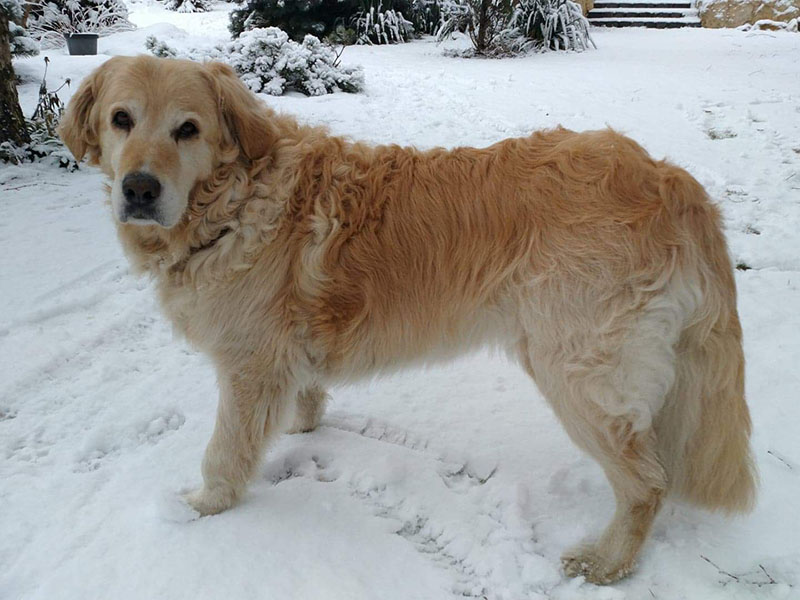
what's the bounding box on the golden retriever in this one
[59,55,756,584]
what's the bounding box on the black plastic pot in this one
[64,33,99,56]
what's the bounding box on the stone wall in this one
[699,0,800,28]
[577,0,595,15]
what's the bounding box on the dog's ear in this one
[204,62,278,162]
[58,58,119,163]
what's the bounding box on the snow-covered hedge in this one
[26,0,134,48]
[146,27,365,96]
[0,58,76,169]
[353,5,414,44]
[406,0,441,34]
[227,28,365,94]
[510,0,594,52]
[9,21,40,56]
[437,0,506,53]
[165,0,210,13]
[437,0,593,56]
[230,0,360,40]
[229,0,439,43]
[2,0,40,56]
[1,117,77,168]
[0,0,21,19]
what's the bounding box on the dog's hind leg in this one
[522,344,670,583]
[557,419,666,584]
[186,366,296,516]
[286,384,329,434]
[517,282,686,583]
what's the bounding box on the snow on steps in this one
[588,0,701,28]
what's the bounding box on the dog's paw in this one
[184,486,237,516]
[561,544,634,585]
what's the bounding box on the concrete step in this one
[593,1,692,7]
[588,17,701,27]
[589,8,697,17]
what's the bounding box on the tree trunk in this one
[476,0,490,53]
[0,14,30,147]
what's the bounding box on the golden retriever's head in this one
[59,56,275,228]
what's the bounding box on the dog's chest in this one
[156,269,289,360]
[157,280,204,344]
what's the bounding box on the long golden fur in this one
[59,56,756,584]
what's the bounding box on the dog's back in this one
[282,127,755,582]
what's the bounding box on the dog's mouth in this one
[120,206,166,226]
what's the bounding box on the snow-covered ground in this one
[2,4,800,598]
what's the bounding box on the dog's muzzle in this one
[121,172,162,224]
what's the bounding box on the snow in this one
[2,4,800,598]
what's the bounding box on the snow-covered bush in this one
[227,28,364,95]
[230,0,361,40]
[509,0,593,52]
[146,28,365,96]
[0,58,76,169]
[144,34,177,57]
[326,22,359,44]
[26,0,134,48]
[9,20,40,56]
[406,0,441,34]
[165,0,210,13]
[437,0,511,54]
[0,0,24,23]
[1,115,77,165]
[353,3,414,44]
[2,0,40,57]
[437,0,592,56]
[229,0,435,42]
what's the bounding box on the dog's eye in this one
[176,121,199,140]
[112,110,132,130]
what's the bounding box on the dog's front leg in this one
[186,366,296,516]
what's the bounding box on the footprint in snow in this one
[74,410,186,472]
[265,450,338,485]
[137,410,186,444]
[439,461,498,494]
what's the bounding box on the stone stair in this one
[587,0,701,28]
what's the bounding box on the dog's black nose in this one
[122,172,161,209]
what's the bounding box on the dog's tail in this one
[655,175,757,513]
